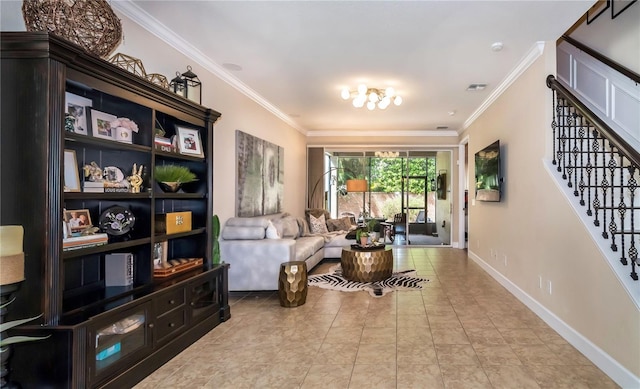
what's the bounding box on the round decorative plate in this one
[99,206,135,236]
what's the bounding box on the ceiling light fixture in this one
[374,151,399,158]
[341,84,402,110]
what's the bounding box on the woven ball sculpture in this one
[22,0,122,58]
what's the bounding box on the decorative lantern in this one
[181,66,202,104]
[170,71,186,99]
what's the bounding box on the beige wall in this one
[460,43,640,377]
[110,17,308,225]
[569,2,640,73]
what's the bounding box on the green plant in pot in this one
[154,164,197,193]
[211,214,221,265]
[356,228,369,246]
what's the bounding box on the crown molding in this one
[462,41,546,131]
[307,130,459,137]
[111,1,307,135]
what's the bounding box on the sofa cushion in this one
[295,236,324,261]
[274,216,299,238]
[222,226,266,240]
[309,213,329,234]
[225,217,271,228]
[265,220,282,239]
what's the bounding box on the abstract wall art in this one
[236,130,284,216]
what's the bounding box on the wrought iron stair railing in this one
[546,75,640,282]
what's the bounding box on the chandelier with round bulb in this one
[341,84,403,110]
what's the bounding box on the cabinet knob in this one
[169,323,175,327]
[169,299,175,304]
[148,323,154,328]
[190,302,195,306]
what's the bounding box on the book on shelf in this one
[63,233,108,250]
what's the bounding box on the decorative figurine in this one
[127,163,144,193]
[83,161,104,182]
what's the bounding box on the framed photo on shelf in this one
[153,241,168,267]
[176,126,204,158]
[63,149,81,192]
[88,109,117,140]
[65,92,92,135]
[586,0,610,24]
[64,208,92,233]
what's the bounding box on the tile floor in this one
[134,247,619,388]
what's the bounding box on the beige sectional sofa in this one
[219,211,354,291]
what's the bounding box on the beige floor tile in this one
[397,343,438,364]
[431,327,470,345]
[254,363,310,388]
[355,343,396,364]
[440,364,493,389]
[135,248,618,389]
[397,326,434,345]
[465,327,507,345]
[349,363,396,389]
[498,328,544,345]
[202,363,270,388]
[483,365,541,388]
[300,364,353,389]
[323,326,363,344]
[397,364,444,388]
[435,344,480,365]
[314,342,359,364]
[473,344,522,366]
[360,327,397,344]
[511,344,564,365]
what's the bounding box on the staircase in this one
[546,75,640,291]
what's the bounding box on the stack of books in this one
[154,136,175,153]
[83,181,104,193]
[63,233,108,251]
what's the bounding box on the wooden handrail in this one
[546,75,640,168]
[560,35,640,83]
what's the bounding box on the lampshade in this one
[346,179,368,192]
[0,225,25,285]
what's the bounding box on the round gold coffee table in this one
[341,246,393,283]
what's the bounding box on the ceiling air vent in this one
[436,126,449,130]
[466,83,487,91]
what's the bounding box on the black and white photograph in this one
[64,92,92,135]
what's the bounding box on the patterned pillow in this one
[309,213,329,234]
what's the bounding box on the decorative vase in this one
[114,127,132,143]
[158,182,182,193]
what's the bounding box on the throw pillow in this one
[338,216,353,231]
[326,218,342,232]
[281,216,300,238]
[265,220,282,239]
[309,213,329,234]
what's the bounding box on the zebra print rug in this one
[308,265,429,297]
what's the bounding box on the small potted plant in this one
[110,117,139,144]
[356,229,369,246]
[154,164,197,193]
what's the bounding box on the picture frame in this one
[64,208,93,233]
[63,149,81,192]
[587,0,609,24]
[176,126,204,158]
[153,241,168,267]
[88,109,117,140]
[64,92,92,135]
[612,0,637,19]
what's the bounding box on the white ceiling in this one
[116,1,591,136]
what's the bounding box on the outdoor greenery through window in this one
[327,153,437,223]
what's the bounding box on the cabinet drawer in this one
[154,288,186,316]
[155,308,187,344]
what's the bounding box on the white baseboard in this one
[468,249,640,389]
